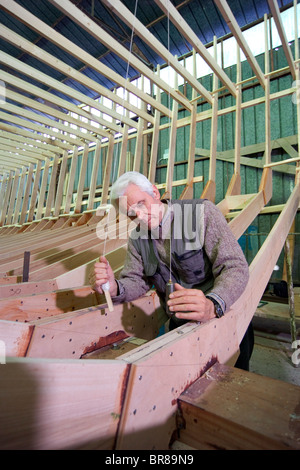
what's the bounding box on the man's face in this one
[119,183,164,230]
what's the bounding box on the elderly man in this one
[91,171,253,370]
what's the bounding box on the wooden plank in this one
[180,51,197,200]
[0,357,130,450]
[19,163,34,225]
[154,0,237,98]
[27,160,42,223]
[6,169,20,226]
[74,144,89,214]
[115,317,240,450]
[44,154,59,218]
[102,0,213,105]
[228,191,265,239]
[201,37,218,203]
[47,0,191,112]
[0,172,13,226]
[214,0,265,89]
[268,0,296,80]
[0,15,154,123]
[148,68,161,183]
[101,134,114,206]
[12,166,26,225]
[36,159,51,221]
[87,140,101,211]
[53,150,69,217]
[25,292,164,359]
[0,319,33,357]
[64,146,78,214]
[177,363,300,450]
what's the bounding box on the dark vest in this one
[131,199,214,309]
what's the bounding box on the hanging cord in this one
[101,0,139,312]
[165,6,175,312]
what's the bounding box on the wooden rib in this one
[0,51,141,129]
[148,66,162,184]
[0,109,83,148]
[101,134,115,206]
[102,0,213,105]
[201,37,218,203]
[214,0,266,89]
[0,102,94,146]
[64,146,79,215]
[180,51,197,200]
[0,172,9,221]
[46,0,191,112]
[0,121,73,153]
[1,70,126,135]
[0,151,42,166]
[5,88,111,140]
[164,68,179,199]
[74,145,89,214]
[0,173,12,226]
[36,159,51,220]
[234,44,242,176]
[0,0,170,119]
[133,78,147,173]
[27,160,42,223]
[45,154,60,218]
[12,167,27,225]
[267,0,296,80]
[0,134,56,160]
[154,0,237,98]
[19,164,34,225]
[87,140,101,212]
[53,151,69,218]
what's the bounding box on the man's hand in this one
[167,283,216,323]
[90,256,118,296]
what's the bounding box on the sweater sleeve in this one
[111,235,153,304]
[202,200,249,312]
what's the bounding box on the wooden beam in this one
[267,0,296,80]
[19,163,34,225]
[154,0,237,98]
[0,0,171,118]
[0,51,142,128]
[46,0,191,111]
[102,0,213,105]
[148,67,162,184]
[177,362,300,449]
[2,70,127,135]
[0,357,130,450]
[214,0,266,89]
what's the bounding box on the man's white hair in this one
[110,171,155,210]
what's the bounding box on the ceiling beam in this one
[214,0,266,89]
[101,0,213,104]
[46,0,192,111]
[267,0,296,80]
[2,70,128,134]
[153,0,237,98]
[0,0,174,117]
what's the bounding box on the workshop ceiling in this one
[0,0,296,174]
[0,0,293,99]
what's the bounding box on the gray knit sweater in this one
[111,199,249,315]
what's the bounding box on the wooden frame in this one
[0,0,300,451]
